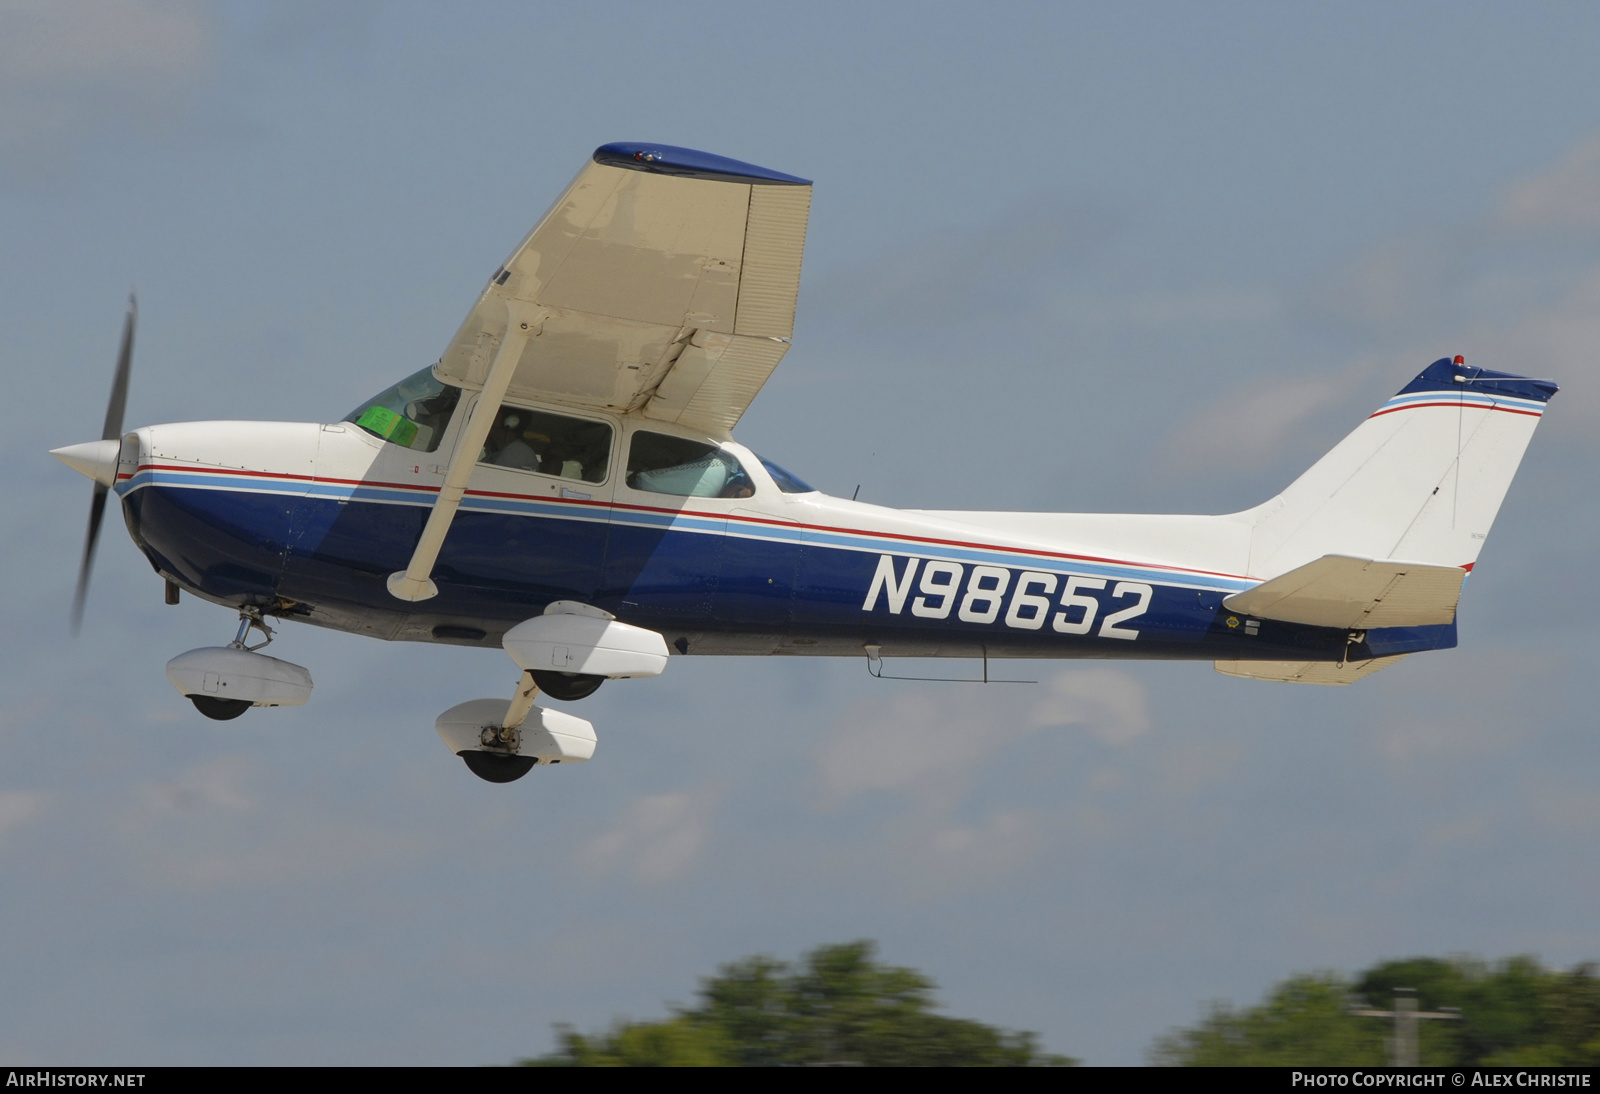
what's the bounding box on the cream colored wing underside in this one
[1214,655,1407,685]
[435,158,810,435]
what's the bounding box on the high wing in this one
[434,142,812,435]
[388,143,811,603]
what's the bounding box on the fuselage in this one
[113,406,1452,667]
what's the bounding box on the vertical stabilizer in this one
[1241,359,1557,579]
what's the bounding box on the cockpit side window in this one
[627,431,754,498]
[345,367,461,453]
[478,404,612,484]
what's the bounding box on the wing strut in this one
[387,301,543,602]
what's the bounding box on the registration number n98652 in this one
[860,555,1154,640]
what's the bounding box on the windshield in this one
[344,367,461,453]
[758,455,815,493]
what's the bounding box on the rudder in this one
[1241,358,1557,580]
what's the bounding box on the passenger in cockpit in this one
[486,413,539,470]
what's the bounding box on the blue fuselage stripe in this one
[116,476,1452,662]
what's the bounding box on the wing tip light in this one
[594,142,811,186]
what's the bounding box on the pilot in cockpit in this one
[403,389,459,445]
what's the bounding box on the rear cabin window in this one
[478,404,612,484]
[626,432,754,498]
[345,367,461,453]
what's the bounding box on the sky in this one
[3,0,1600,1066]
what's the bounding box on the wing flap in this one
[734,184,811,338]
[1214,656,1407,686]
[644,332,790,433]
[1222,554,1465,629]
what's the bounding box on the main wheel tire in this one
[530,671,604,701]
[189,695,251,721]
[460,750,537,783]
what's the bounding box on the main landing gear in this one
[435,673,598,783]
[435,602,670,783]
[529,671,604,701]
[164,608,314,721]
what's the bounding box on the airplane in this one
[50,142,1559,784]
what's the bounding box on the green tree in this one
[1154,955,1600,1067]
[1149,973,1386,1067]
[540,1018,734,1067]
[523,940,1075,1067]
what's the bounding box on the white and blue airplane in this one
[51,143,1558,783]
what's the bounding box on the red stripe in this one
[133,462,316,483]
[1369,401,1542,419]
[130,461,1254,582]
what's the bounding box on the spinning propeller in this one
[52,297,136,634]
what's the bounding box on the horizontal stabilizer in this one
[1214,655,1407,686]
[1223,554,1465,629]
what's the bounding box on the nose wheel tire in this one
[189,695,251,721]
[460,750,537,783]
[529,671,604,701]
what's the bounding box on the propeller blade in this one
[71,484,109,635]
[72,297,136,635]
[103,296,135,441]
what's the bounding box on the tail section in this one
[1241,358,1557,580]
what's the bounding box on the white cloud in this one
[135,754,254,815]
[1308,230,1467,340]
[1466,269,1600,438]
[0,0,212,157]
[1367,654,1550,772]
[1501,134,1600,231]
[579,790,717,885]
[1030,667,1151,746]
[814,690,1033,802]
[915,810,1042,886]
[1156,360,1377,477]
[0,790,48,840]
[816,668,1152,803]
[117,756,424,889]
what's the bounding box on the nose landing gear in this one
[166,607,314,721]
[190,695,251,721]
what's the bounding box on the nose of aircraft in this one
[51,439,122,487]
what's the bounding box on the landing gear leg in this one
[461,672,541,783]
[183,608,281,721]
[231,607,275,652]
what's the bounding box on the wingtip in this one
[593,142,812,186]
